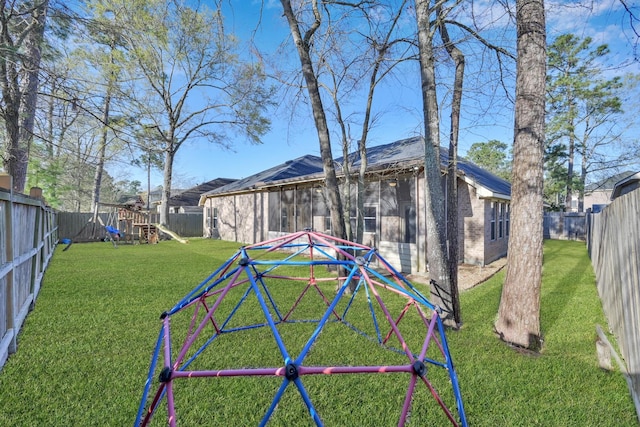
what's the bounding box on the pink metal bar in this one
[172,367,282,378]
[308,232,358,261]
[139,383,166,427]
[383,301,413,345]
[166,379,176,427]
[199,299,221,334]
[363,270,414,361]
[173,266,245,368]
[244,230,306,252]
[282,281,314,321]
[311,230,371,250]
[298,365,412,375]
[419,375,459,426]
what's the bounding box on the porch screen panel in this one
[380,180,399,242]
[268,192,280,232]
[296,188,311,231]
[397,177,416,244]
[281,189,295,233]
[312,188,330,232]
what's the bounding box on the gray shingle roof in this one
[200,155,325,198]
[344,136,511,198]
[200,136,511,201]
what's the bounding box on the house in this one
[165,178,236,213]
[611,171,640,200]
[583,171,637,212]
[198,136,511,273]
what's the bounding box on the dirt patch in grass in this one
[407,257,507,291]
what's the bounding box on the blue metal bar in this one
[259,377,290,427]
[436,314,468,426]
[244,264,292,362]
[293,377,323,426]
[252,264,284,322]
[363,278,383,343]
[218,281,255,331]
[169,251,242,313]
[294,262,360,366]
[134,326,165,426]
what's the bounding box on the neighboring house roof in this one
[585,170,637,193]
[199,136,511,204]
[169,178,236,207]
[611,171,640,200]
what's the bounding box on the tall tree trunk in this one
[2,0,49,192]
[160,145,174,227]
[281,0,346,240]
[91,40,117,214]
[91,40,117,237]
[495,0,546,350]
[438,7,464,325]
[564,119,575,211]
[415,0,457,324]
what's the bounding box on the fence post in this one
[0,175,16,354]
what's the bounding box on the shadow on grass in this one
[539,241,594,334]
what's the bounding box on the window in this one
[490,202,496,241]
[363,205,377,233]
[312,188,331,233]
[281,189,295,233]
[498,203,504,239]
[268,192,280,232]
[212,207,218,229]
[506,204,510,237]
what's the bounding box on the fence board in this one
[544,212,586,240]
[57,212,204,242]
[0,184,56,371]
[588,188,640,421]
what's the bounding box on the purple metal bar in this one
[419,311,440,360]
[173,266,245,368]
[399,372,419,426]
[161,316,177,427]
[170,364,414,379]
[363,270,414,361]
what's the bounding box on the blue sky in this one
[128,0,640,189]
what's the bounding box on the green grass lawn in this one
[0,238,636,426]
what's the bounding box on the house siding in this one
[205,192,267,244]
[203,171,507,272]
[459,183,485,265]
[483,199,509,265]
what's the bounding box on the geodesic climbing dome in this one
[134,230,467,426]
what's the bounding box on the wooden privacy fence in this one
[57,212,204,242]
[0,180,57,371]
[587,188,640,419]
[544,212,586,240]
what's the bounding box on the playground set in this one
[69,198,171,246]
[135,230,467,426]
